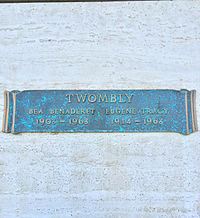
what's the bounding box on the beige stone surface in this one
[0,2,200,217]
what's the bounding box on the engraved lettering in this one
[71,109,76,115]
[76,94,87,103]
[110,94,117,103]
[34,109,37,114]
[81,109,86,114]
[141,108,168,115]
[66,94,74,103]
[91,109,96,115]
[116,109,121,114]
[50,109,54,115]
[88,94,97,103]
[38,109,43,114]
[146,109,151,114]
[163,108,168,114]
[119,94,126,103]
[29,109,33,114]
[98,94,108,103]
[66,109,70,115]
[60,109,65,114]
[125,94,133,103]
[76,109,80,115]
[105,108,109,115]
[127,108,131,114]
[29,108,43,115]
[55,109,58,115]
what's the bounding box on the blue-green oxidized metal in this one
[2,89,198,135]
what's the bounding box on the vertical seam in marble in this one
[11,93,16,134]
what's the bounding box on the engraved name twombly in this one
[2,89,198,134]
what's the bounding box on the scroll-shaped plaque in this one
[2,89,198,135]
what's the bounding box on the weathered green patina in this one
[2,89,198,135]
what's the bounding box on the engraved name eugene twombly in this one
[2,89,198,135]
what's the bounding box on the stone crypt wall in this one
[0,2,200,217]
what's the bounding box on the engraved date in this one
[111,118,163,125]
[36,118,56,125]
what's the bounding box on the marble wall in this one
[0,2,200,217]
